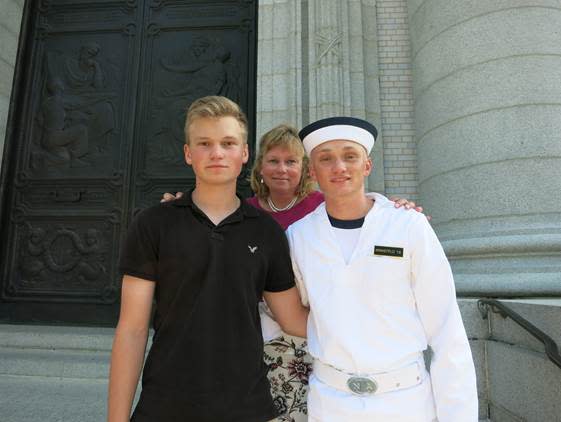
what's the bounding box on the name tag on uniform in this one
[374,245,404,258]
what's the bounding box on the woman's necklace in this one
[267,195,298,212]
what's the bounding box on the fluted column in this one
[257,0,384,190]
[0,0,25,167]
[407,0,561,295]
[307,0,348,119]
[307,0,383,190]
[256,0,303,139]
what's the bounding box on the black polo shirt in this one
[119,190,295,422]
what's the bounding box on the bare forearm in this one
[280,306,308,338]
[107,325,149,422]
[263,287,309,338]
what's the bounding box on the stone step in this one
[1,370,495,422]
[0,324,114,379]
[484,299,561,422]
[0,346,111,379]
[0,324,131,422]
[5,312,547,422]
[0,374,108,422]
[0,324,115,352]
[487,298,561,352]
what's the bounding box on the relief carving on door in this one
[19,225,106,283]
[31,42,119,172]
[147,36,241,166]
[10,220,116,303]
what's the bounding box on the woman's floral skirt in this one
[264,335,312,422]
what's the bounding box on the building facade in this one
[4,1,559,298]
[1,1,561,420]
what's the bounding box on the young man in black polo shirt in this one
[108,96,308,422]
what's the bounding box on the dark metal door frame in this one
[0,0,258,326]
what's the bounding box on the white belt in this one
[312,359,424,396]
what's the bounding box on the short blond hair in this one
[184,96,248,144]
[250,124,316,200]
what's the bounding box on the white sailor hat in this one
[298,117,378,155]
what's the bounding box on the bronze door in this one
[0,0,257,325]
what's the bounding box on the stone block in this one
[470,339,490,420]
[272,38,290,73]
[458,299,489,340]
[487,341,561,422]
[0,0,23,35]
[417,105,561,182]
[490,299,561,355]
[0,23,19,66]
[454,271,561,299]
[0,375,109,422]
[0,118,5,160]
[257,74,274,111]
[412,7,561,93]
[257,39,274,75]
[256,111,274,141]
[489,403,526,422]
[0,57,15,98]
[271,74,289,110]
[270,2,290,39]
[0,324,115,351]
[258,3,274,40]
[408,0,561,54]
[415,56,561,140]
[1,96,12,164]
[0,347,111,379]
[422,158,561,223]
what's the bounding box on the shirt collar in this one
[172,188,259,219]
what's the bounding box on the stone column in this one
[256,0,303,139]
[0,0,25,167]
[407,0,561,295]
[257,0,384,191]
[306,0,383,190]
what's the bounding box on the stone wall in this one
[376,0,418,199]
[256,0,421,197]
[256,0,304,137]
[0,0,24,167]
[256,0,387,193]
[3,1,420,199]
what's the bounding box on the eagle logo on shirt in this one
[248,245,258,253]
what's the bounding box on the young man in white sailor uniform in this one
[285,117,478,422]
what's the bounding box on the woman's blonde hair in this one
[250,124,316,200]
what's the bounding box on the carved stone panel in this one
[5,216,118,304]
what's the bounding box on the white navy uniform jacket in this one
[285,193,478,422]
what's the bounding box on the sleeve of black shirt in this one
[119,208,160,282]
[263,220,295,292]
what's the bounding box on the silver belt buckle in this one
[347,376,378,395]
